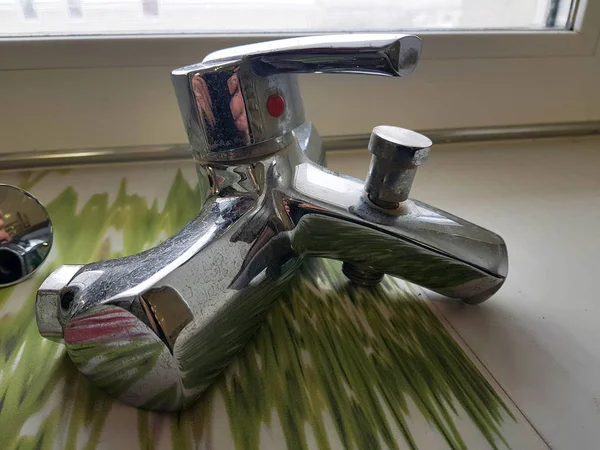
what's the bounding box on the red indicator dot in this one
[267,94,285,117]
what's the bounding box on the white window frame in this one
[0,0,599,154]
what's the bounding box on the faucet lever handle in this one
[202,34,422,78]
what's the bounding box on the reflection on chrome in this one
[0,184,53,287]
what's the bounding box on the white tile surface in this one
[328,135,600,449]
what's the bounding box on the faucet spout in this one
[288,162,508,304]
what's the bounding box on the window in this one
[0,0,598,155]
[0,0,576,37]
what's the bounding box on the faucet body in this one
[36,34,507,411]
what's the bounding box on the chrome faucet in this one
[35,34,508,411]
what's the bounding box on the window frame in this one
[0,0,599,156]
[1,0,598,70]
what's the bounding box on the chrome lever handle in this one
[203,34,422,77]
[171,34,423,163]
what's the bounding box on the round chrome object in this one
[364,126,432,208]
[0,184,53,287]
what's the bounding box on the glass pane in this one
[0,0,575,37]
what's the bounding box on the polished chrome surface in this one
[171,34,422,162]
[0,184,53,287]
[2,121,599,171]
[36,34,508,411]
[365,126,432,208]
[202,34,422,77]
[37,264,82,340]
